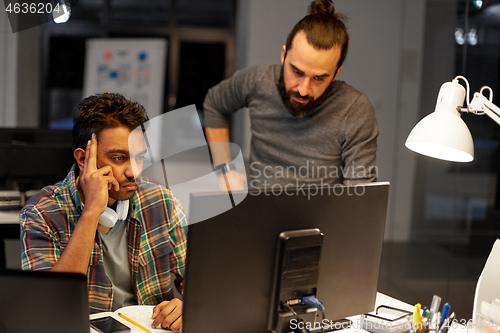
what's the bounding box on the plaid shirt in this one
[20,166,188,313]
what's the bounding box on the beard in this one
[108,177,138,201]
[278,66,334,118]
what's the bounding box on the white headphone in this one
[99,200,129,228]
[81,200,129,228]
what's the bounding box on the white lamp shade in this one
[405,111,474,162]
[406,79,474,162]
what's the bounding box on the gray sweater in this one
[203,65,378,189]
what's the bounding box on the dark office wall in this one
[0,20,40,127]
[17,27,41,127]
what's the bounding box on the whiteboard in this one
[83,38,167,119]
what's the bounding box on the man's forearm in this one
[205,127,247,191]
[205,127,233,166]
[50,210,100,275]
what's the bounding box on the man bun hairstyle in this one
[309,0,334,14]
[72,92,149,151]
[286,0,349,67]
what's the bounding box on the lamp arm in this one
[454,75,471,108]
[469,92,500,126]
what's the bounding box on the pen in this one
[118,313,152,333]
[424,309,429,332]
[440,303,450,324]
[428,295,441,331]
[423,317,428,333]
[439,312,455,333]
[414,303,425,333]
[428,295,441,322]
[430,312,440,333]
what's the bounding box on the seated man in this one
[20,92,186,331]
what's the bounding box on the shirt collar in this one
[67,164,83,211]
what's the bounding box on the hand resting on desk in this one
[152,299,183,331]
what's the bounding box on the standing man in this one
[20,93,186,331]
[204,0,378,192]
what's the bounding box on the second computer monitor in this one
[182,182,390,333]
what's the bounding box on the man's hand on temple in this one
[79,133,119,215]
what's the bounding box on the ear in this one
[74,148,86,174]
[333,64,344,81]
[280,45,286,65]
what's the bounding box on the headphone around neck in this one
[99,200,129,228]
[81,200,129,228]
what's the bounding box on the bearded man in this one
[204,0,378,191]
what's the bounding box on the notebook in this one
[0,269,90,333]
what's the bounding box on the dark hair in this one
[285,0,349,67]
[72,92,149,151]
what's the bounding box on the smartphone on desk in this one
[90,316,131,333]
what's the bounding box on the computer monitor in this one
[0,269,90,333]
[182,182,390,333]
[0,128,74,192]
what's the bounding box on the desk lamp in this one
[405,76,500,162]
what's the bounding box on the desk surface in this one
[88,292,466,333]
